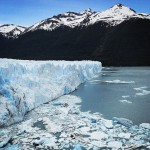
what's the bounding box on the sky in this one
[0,0,150,27]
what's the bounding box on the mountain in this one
[0,4,150,66]
[24,4,150,32]
[25,8,94,33]
[0,24,26,38]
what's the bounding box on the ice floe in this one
[119,99,132,104]
[122,95,130,98]
[140,123,150,130]
[134,86,148,91]
[107,141,122,149]
[134,86,150,96]
[136,90,150,96]
[0,95,150,149]
[102,80,135,84]
[112,117,133,127]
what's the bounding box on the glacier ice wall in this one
[0,59,102,127]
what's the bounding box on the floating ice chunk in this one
[89,131,108,140]
[103,120,113,129]
[42,117,62,133]
[136,93,144,96]
[134,86,147,91]
[140,123,150,130]
[134,86,150,96]
[33,137,58,148]
[91,141,107,148]
[107,141,122,149]
[6,144,20,150]
[79,126,91,134]
[43,137,58,148]
[122,95,130,98]
[17,129,26,135]
[51,102,62,106]
[134,135,142,141]
[89,79,101,82]
[89,118,97,123]
[18,119,33,133]
[60,132,68,138]
[118,133,131,139]
[0,136,12,148]
[38,118,43,121]
[103,80,135,84]
[112,117,133,127]
[59,107,70,115]
[73,144,82,150]
[33,138,45,145]
[119,100,132,104]
[147,146,150,149]
[135,90,150,96]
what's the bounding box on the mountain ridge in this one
[0,4,150,66]
[0,24,26,38]
[0,4,149,38]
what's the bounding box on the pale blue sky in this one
[0,0,150,27]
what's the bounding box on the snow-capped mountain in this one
[26,8,94,32]
[0,24,26,38]
[88,4,137,25]
[0,4,150,37]
[0,4,150,66]
[25,4,150,32]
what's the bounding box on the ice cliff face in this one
[0,59,101,127]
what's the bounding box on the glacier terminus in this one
[0,59,101,127]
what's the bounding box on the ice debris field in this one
[0,59,150,150]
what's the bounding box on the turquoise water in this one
[72,67,150,124]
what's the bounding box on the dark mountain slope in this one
[0,34,12,57]
[0,4,150,66]
[2,22,109,60]
[0,18,150,66]
[99,18,150,66]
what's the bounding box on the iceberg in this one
[119,99,132,104]
[112,117,133,127]
[107,141,122,149]
[140,123,150,130]
[0,59,102,127]
[103,80,135,84]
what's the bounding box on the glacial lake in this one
[72,67,150,125]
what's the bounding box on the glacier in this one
[0,59,102,127]
[0,59,150,149]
